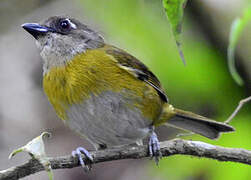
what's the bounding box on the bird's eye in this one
[56,18,77,34]
[60,19,70,30]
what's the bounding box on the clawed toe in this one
[72,147,94,171]
[148,132,162,165]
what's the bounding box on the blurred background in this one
[0,0,250,179]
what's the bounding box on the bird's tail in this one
[161,104,235,139]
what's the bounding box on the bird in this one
[22,16,234,168]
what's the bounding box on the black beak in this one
[22,23,54,39]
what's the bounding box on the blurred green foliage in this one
[79,0,250,179]
[228,5,251,86]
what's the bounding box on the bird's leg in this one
[72,147,94,171]
[148,126,162,165]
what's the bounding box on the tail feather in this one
[166,108,235,139]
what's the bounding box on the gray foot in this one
[148,132,162,165]
[72,147,94,171]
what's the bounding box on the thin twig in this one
[1,139,251,180]
[225,96,251,124]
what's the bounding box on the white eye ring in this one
[65,18,77,29]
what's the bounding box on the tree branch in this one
[1,139,251,180]
[225,96,251,124]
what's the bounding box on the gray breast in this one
[65,91,151,149]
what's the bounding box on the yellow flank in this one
[156,104,176,126]
[43,45,166,124]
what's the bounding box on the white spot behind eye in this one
[66,18,77,29]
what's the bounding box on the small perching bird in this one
[22,16,234,168]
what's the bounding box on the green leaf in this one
[162,0,187,65]
[9,132,53,180]
[228,6,251,85]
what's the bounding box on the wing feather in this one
[105,46,168,102]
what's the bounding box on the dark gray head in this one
[22,16,105,73]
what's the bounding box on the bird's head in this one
[22,16,104,73]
